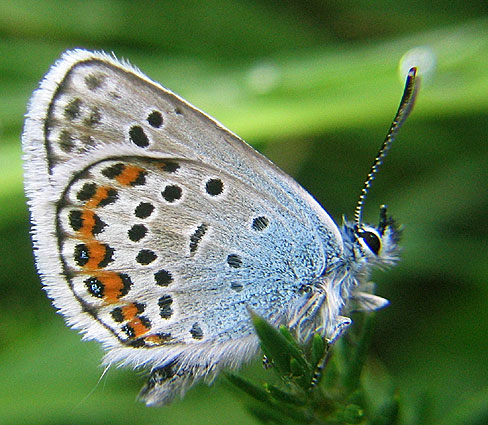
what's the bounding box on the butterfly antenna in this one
[353,67,419,229]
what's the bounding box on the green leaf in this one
[266,384,305,406]
[248,405,303,425]
[279,326,305,358]
[310,333,326,369]
[250,311,304,375]
[225,373,270,403]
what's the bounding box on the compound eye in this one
[358,230,381,255]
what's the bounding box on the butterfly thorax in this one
[288,211,401,343]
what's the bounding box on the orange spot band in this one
[101,273,126,303]
[85,186,112,208]
[115,165,145,186]
[82,240,109,270]
[78,209,95,237]
[122,303,139,321]
[129,317,150,338]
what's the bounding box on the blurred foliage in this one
[0,1,487,424]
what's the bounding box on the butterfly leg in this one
[262,354,273,369]
[310,339,331,388]
[328,315,352,343]
[310,316,351,388]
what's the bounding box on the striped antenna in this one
[353,67,419,229]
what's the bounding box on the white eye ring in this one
[357,226,382,255]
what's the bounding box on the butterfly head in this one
[348,199,403,270]
[343,204,402,268]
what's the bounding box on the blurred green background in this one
[1,1,487,424]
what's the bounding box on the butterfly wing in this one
[22,50,344,404]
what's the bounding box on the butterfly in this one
[22,49,418,405]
